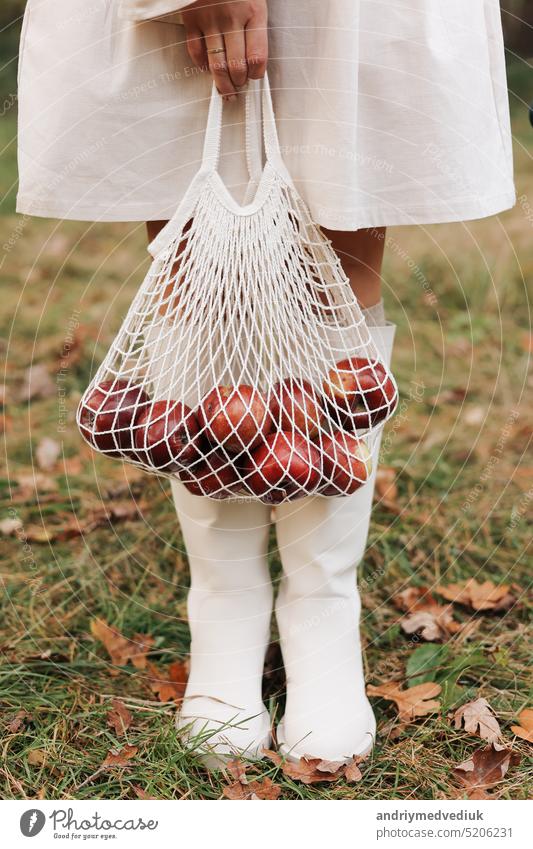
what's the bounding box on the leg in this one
[146,219,273,763]
[172,481,273,763]
[322,226,386,309]
[274,318,395,761]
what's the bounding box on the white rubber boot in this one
[274,323,396,762]
[171,482,273,767]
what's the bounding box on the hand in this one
[182,1,268,98]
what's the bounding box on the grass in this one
[1,63,532,800]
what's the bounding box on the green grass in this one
[1,67,532,800]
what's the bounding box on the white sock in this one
[362,299,386,327]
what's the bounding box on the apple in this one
[242,431,321,503]
[178,451,242,499]
[269,378,323,438]
[319,431,372,496]
[324,357,397,429]
[197,384,271,453]
[134,401,201,470]
[78,380,150,455]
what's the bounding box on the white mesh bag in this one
[77,76,398,504]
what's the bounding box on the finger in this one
[223,29,248,88]
[205,32,236,98]
[185,27,207,69]
[245,15,268,79]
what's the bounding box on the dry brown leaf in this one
[0,517,23,536]
[344,758,364,782]
[367,681,441,722]
[393,586,435,612]
[133,785,158,800]
[510,708,533,744]
[262,749,344,784]
[106,699,133,736]
[223,777,281,800]
[17,363,56,402]
[226,759,248,783]
[375,467,399,511]
[36,437,61,471]
[146,660,188,703]
[90,619,154,672]
[28,749,47,767]
[7,710,30,733]
[453,744,521,797]
[453,698,502,744]
[394,586,462,641]
[62,456,84,475]
[436,578,515,612]
[102,745,138,768]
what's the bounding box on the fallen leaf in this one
[16,471,59,495]
[146,660,188,703]
[510,708,533,744]
[226,759,247,783]
[102,745,138,768]
[394,586,462,641]
[35,437,61,471]
[223,776,281,800]
[17,363,56,402]
[91,619,154,672]
[344,758,364,782]
[0,517,23,536]
[7,710,30,733]
[375,467,399,511]
[430,387,468,405]
[107,699,133,736]
[453,698,502,744]
[436,578,515,612]
[393,586,435,612]
[453,744,520,797]
[367,681,442,722]
[133,785,158,800]
[28,749,47,767]
[401,606,462,642]
[62,456,84,475]
[262,749,343,784]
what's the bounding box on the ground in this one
[0,62,531,800]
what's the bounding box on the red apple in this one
[178,451,242,499]
[324,357,397,429]
[135,401,201,470]
[242,431,321,503]
[197,384,271,453]
[269,378,323,438]
[319,431,372,496]
[78,380,150,455]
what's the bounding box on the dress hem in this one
[15,189,516,229]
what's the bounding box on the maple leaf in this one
[393,586,435,612]
[453,698,502,744]
[510,708,533,744]
[146,660,188,703]
[367,681,442,722]
[223,777,281,800]
[436,579,515,612]
[106,699,133,736]
[102,745,138,768]
[453,744,520,797]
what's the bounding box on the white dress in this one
[16,0,515,228]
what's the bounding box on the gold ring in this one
[207,47,226,55]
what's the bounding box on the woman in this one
[17,0,514,763]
